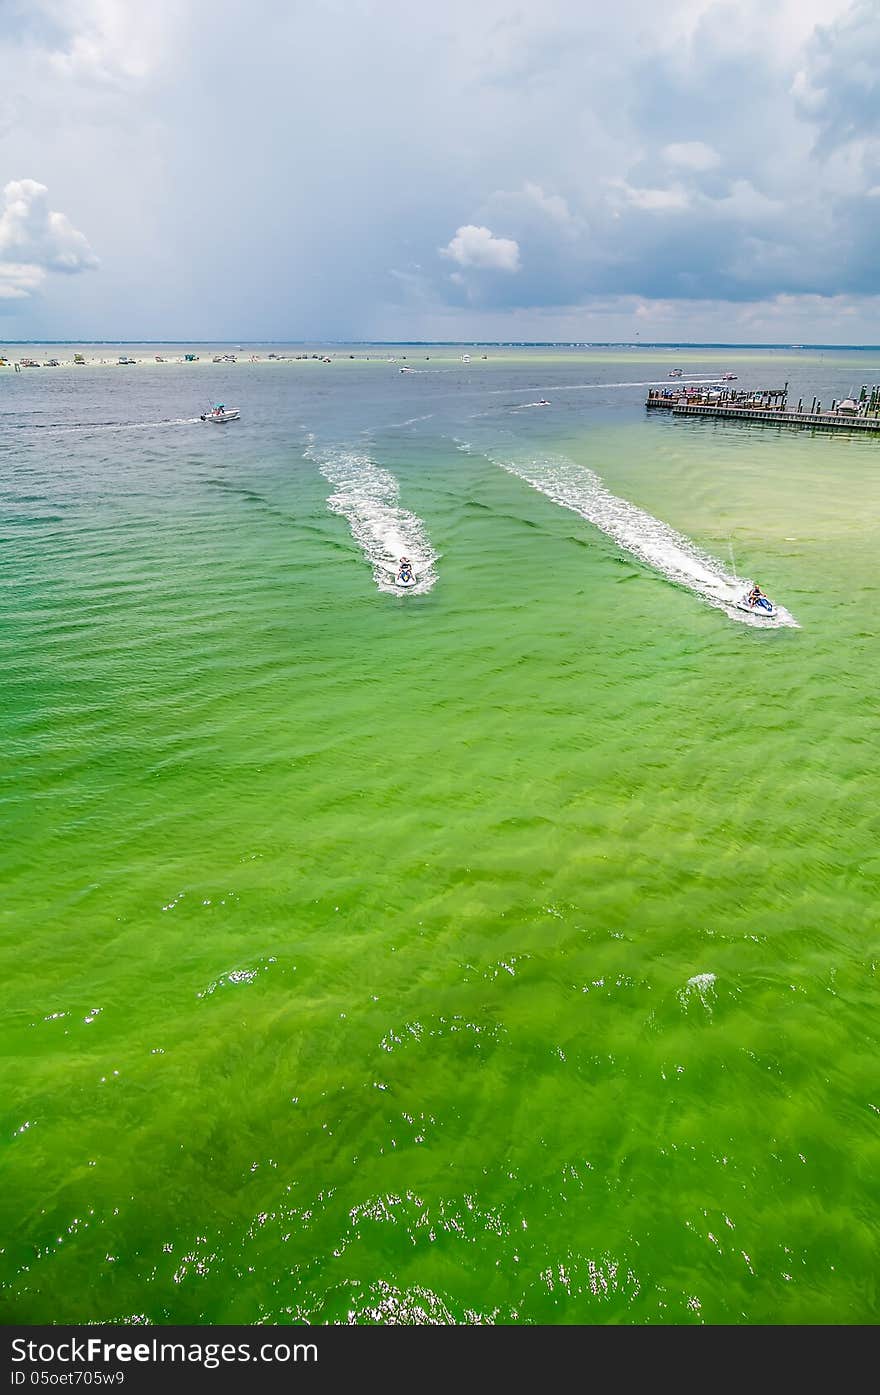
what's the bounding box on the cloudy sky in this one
[1,0,879,341]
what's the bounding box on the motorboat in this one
[721,372,738,381]
[668,368,684,378]
[118,356,136,365]
[200,403,240,423]
[394,557,417,588]
[736,589,777,619]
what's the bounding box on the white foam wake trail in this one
[478,446,798,628]
[485,377,724,396]
[15,417,203,433]
[306,441,437,595]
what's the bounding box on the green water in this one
[1,348,878,1324]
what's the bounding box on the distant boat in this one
[73,354,85,364]
[461,353,471,363]
[155,355,165,363]
[117,355,136,365]
[668,368,684,378]
[200,403,240,423]
[184,353,199,362]
[721,372,737,381]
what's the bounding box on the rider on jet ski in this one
[747,583,766,608]
[397,556,414,583]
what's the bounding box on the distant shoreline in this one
[4,340,880,351]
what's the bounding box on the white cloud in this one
[707,178,783,221]
[522,182,574,224]
[662,141,720,171]
[609,179,691,212]
[0,262,45,300]
[42,0,182,83]
[0,179,98,301]
[440,224,521,272]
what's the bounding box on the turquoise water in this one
[1,347,878,1324]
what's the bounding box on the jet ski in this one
[736,588,777,619]
[394,557,417,588]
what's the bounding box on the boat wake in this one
[8,418,203,433]
[306,440,437,595]
[484,377,725,397]
[465,444,798,627]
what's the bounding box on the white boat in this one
[200,403,240,423]
[721,373,738,381]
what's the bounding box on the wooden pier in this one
[668,403,880,432]
[646,383,880,434]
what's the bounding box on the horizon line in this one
[4,340,880,350]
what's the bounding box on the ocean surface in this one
[1,345,877,1324]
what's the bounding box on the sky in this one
[1,0,879,343]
